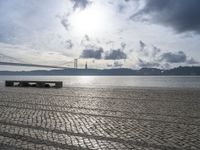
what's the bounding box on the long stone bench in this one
[5,80,63,88]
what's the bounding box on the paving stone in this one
[0,87,199,149]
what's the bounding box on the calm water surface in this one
[0,76,200,88]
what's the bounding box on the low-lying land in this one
[0,66,200,76]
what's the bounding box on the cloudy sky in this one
[0,0,200,70]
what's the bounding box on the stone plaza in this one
[0,86,199,150]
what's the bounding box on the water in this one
[0,76,200,88]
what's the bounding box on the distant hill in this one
[163,66,200,75]
[0,66,200,76]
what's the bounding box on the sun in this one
[70,6,106,36]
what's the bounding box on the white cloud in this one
[0,0,199,70]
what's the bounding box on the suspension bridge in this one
[0,59,79,69]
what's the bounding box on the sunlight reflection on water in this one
[0,76,200,88]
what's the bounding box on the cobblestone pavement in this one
[0,86,200,150]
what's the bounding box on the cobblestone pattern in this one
[0,87,199,149]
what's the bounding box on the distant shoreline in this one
[0,74,200,77]
[0,66,200,76]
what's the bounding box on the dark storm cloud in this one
[131,0,200,33]
[107,61,123,68]
[105,49,127,60]
[161,51,187,63]
[124,0,139,3]
[136,41,199,68]
[152,46,161,56]
[121,42,126,50]
[106,41,114,45]
[113,61,123,68]
[84,35,90,41]
[61,18,69,31]
[70,0,91,10]
[139,40,146,51]
[65,40,73,49]
[138,40,150,57]
[59,14,70,31]
[80,48,103,59]
[187,58,199,64]
[81,35,90,46]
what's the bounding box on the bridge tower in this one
[85,61,88,70]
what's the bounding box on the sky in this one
[0,0,200,71]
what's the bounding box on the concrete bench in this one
[5,80,63,88]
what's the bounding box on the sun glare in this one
[70,7,106,36]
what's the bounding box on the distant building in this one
[74,59,78,69]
